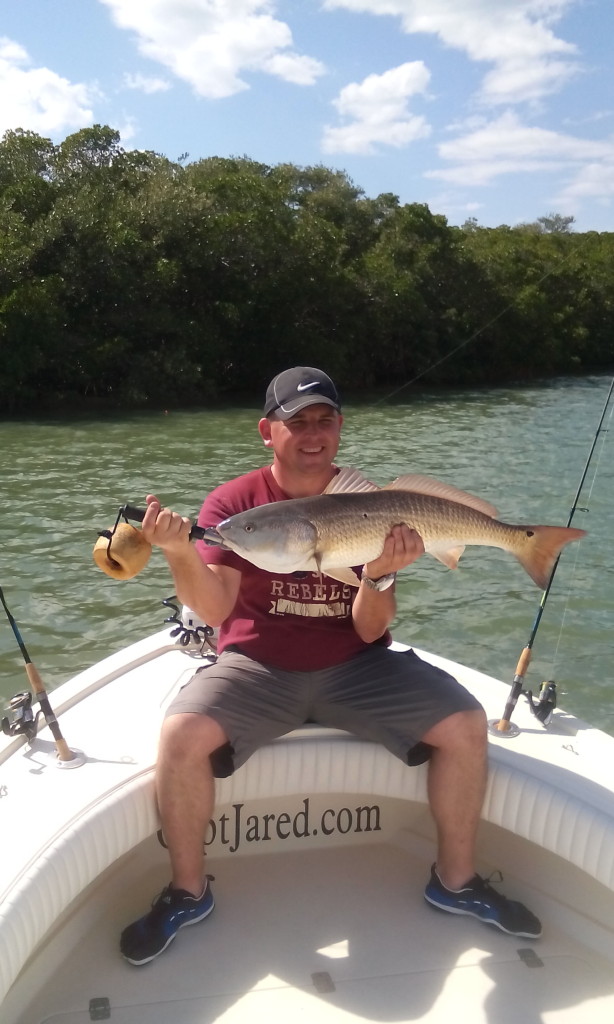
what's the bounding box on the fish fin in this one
[428,544,466,570]
[382,474,498,518]
[324,466,380,494]
[515,525,586,589]
[323,566,362,588]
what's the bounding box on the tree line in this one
[1,125,612,413]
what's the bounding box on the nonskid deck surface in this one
[15,837,614,1024]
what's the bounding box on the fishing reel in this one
[1,691,39,742]
[525,680,557,726]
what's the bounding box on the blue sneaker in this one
[120,880,215,965]
[424,865,542,938]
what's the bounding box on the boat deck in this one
[10,830,614,1024]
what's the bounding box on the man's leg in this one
[119,712,226,965]
[312,648,541,939]
[421,707,542,938]
[311,647,487,887]
[420,708,488,889]
[156,712,228,897]
[120,653,308,964]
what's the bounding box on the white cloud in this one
[116,114,138,141]
[99,0,325,99]
[322,61,431,154]
[325,0,579,105]
[123,72,170,94]
[435,110,612,170]
[556,159,614,208]
[0,36,97,137]
[263,52,325,86]
[427,110,614,211]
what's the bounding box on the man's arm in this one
[142,495,241,626]
[352,524,424,643]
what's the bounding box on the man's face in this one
[259,404,343,476]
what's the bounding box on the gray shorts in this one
[166,646,482,777]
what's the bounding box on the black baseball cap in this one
[264,366,341,420]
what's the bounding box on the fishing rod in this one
[0,585,81,765]
[491,374,614,735]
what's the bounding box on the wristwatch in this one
[360,569,396,592]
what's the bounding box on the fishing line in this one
[375,303,519,402]
[491,374,614,734]
[372,234,590,405]
[548,388,614,677]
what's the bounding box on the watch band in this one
[360,570,396,592]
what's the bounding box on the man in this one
[120,366,541,966]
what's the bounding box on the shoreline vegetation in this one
[1,125,613,415]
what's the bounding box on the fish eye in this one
[243,524,254,533]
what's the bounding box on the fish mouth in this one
[199,527,228,547]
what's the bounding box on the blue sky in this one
[1,1,613,231]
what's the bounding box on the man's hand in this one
[141,495,192,554]
[141,495,241,626]
[363,524,424,580]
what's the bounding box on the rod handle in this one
[25,660,46,696]
[120,504,208,542]
[25,663,75,762]
[495,646,533,731]
[514,646,532,678]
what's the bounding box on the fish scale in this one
[287,491,533,569]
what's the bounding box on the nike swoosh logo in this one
[296,382,320,391]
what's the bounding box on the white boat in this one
[1,605,614,1024]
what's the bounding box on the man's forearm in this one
[142,495,240,625]
[165,547,238,626]
[352,583,396,643]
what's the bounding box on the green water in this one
[1,376,612,733]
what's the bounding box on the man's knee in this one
[160,712,228,762]
[422,707,487,751]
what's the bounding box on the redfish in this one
[202,468,585,589]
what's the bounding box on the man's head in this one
[264,366,341,420]
[260,367,342,489]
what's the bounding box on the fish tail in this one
[516,525,586,589]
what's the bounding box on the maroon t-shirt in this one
[195,465,390,670]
